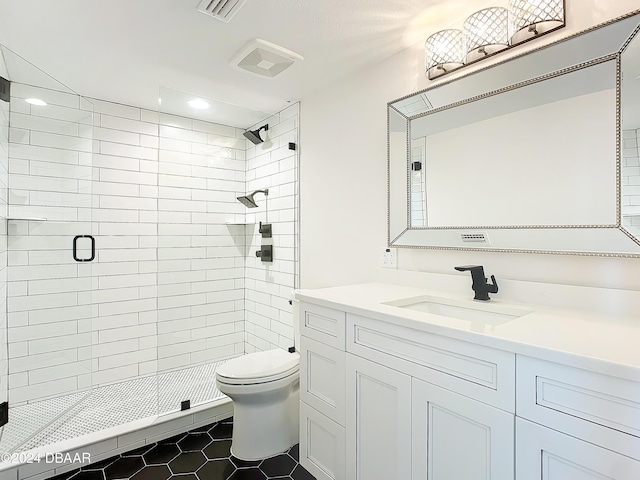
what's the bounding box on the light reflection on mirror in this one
[410,60,617,228]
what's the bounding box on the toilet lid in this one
[216,349,300,385]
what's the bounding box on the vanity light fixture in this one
[25,98,47,106]
[509,0,565,45]
[464,7,509,63]
[425,29,465,80]
[424,0,564,80]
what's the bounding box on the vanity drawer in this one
[300,336,346,425]
[516,355,640,461]
[300,302,346,350]
[346,314,515,412]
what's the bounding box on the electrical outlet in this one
[380,247,397,268]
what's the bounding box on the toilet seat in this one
[216,349,299,385]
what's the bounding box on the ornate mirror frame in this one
[388,10,640,256]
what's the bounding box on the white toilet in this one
[216,347,300,460]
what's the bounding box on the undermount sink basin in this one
[382,295,531,325]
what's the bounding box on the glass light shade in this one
[464,7,509,63]
[425,29,465,80]
[509,0,564,45]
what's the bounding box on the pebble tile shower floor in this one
[50,418,316,480]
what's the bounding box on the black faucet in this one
[454,265,498,301]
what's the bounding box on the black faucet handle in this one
[487,274,499,294]
[454,265,484,273]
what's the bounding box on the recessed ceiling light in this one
[188,99,210,110]
[25,98,47,106]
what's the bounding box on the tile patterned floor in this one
[50,418,316,480]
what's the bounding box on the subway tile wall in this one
[6,81,298,407]
[155,107,246,375]
[244,104,299,353]
[622,129,640,236]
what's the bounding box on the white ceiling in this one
[0,0,499,127]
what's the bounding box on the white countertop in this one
[295,282,640,381]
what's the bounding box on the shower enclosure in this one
[0,45,299,464]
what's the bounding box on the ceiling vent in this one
[197,0,248,23]
[230,39,304,78]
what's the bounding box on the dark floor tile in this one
[130,464,172,480]
[203,439,232,460]
[230,456,261,468]
[259,454,296,477]
[104,456,145,479]
[290,465,315,480]
[287,445,298,462]
[169,451,207,474]
[196,458,235,479]
[144,443,181,465]
[169,475,199,480]
[209,422,233,440]
[178,433,212,452]
[227,468,267,480]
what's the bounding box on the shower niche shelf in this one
[3,217,47,221]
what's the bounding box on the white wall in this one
[300,1,640,291]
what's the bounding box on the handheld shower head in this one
[237,189,269,208]
[243,124,269,145]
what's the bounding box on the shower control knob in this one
[255,245,273,262]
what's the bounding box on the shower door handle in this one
[73,235,95,262]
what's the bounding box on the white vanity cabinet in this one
[297,293,640,480]
[299,303,347,480]
[515,356,640,479]
[298,300,517,480]
[346,313,516,480]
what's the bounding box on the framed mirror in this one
[388,10,640,256]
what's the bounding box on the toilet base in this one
[225,378,300,461]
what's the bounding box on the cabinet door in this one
[412,378,514,480]
[300,401,346,480]
[346,354,412,480]
[516,418,640,480]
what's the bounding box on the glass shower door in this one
[0,46,10,444]
[0,45,95,453]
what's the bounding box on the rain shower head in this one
[243,124,269,145]
[237,188,269,208]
